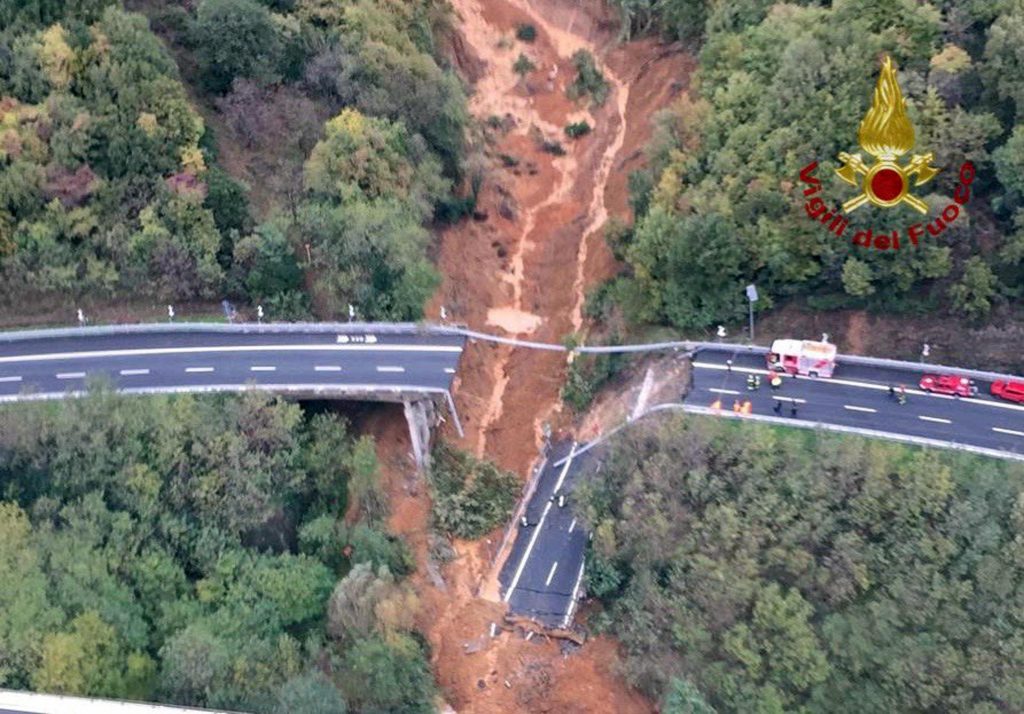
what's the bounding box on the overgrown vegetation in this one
[429,442,520,539]
[605,1,1024,331]
[561,350,627,413]
[579,415,1024,713]
[515,23,537,43]
[0,390,434,713]
[567,49,608,106]
[564,120,592,139]
[0,0,470,322]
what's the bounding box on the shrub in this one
[564,121,592,138]
[567,49,609,106]
[429,443,520,539]
[513,52,536,79]
[516,23,537,42]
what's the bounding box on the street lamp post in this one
[745,284,759,343]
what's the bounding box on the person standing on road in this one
[773,400,782,415]
[790,403,798,417]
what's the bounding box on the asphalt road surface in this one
[0,326,464,402]
[499,440,593,628]
[688,345,1024,455]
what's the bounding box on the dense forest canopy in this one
[0,0,467,321]
[579,415,1024,713]
[0,391,435,713]
[605,0,1024,330]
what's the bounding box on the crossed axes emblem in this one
[835,152,940,214]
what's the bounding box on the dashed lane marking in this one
[444,367,456,374]
[0,343,463,365]
[185,367,214,373]
[250,366,276,372]
[692,361,1024,414]
[568,518,576,534]
[993,427,1024,437]
[376,366,405,373]
[56,372,85,379]
[0,376,22,383]
[119,369,150,376]
[772,396,807,404]
[843,405,877,413]
[314,365,342,372]
[503,442,577,603]
[545,562,559,587]
[708,387,740,395]
[919,415,952,424]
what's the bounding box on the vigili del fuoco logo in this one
[798,55,976,251]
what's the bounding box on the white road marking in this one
[843,405,877,413]
[185,367,214,373]
[568,518,576,534]
[314,365,342,372]
[993,427,1024,437]
[545,562,559,587]
[250,366,276,372]
[772,396,807,404]
[0,342,462,365]
[561,558,588,629]
[504,442,577,603]
[119,369,149,376]
[693,361,1024,414]
[376,366,405,373]
[919,415,952,424]
[56,372,85,379]
[0,376,22,383]
[708,387,740,395]
[444,367,456,374]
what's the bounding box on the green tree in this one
[663,678,717,714]
[338,635,434,714]
[274,671,347,714]
[949,256,997,318]
[193,0,281,94]
[304,109,447,218]
[841,257,875,297]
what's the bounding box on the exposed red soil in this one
[397,1,696,712]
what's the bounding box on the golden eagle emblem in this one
[835,56,939,213]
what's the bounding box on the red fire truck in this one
[767,339,837,378]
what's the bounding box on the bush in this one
[429,443,520,539]
[565,121,592,138]
[515,23,537,42]
[513,52,536,79]
[561,349,627,413]
[193,0,281,94]
[567,49,609,106]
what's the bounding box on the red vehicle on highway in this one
[991,380,1024,403]
[919,373,978,397]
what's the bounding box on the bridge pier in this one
[404,399,435,470]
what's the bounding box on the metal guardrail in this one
[1,323,1020,384]
[0,321,436,343]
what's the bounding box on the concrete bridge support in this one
[404,398,436,470]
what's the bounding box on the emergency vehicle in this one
[767,339,837,378]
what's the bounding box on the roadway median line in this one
[708,387,739,395]
[250,366,276,372]
[376,366,405,373]
[545,562,558,587]
[504,442,577,603]
[919,415,952,424]
[693,361,1024,414]
[993,427,1024,437]
[0,376,22,382]
[184,367,214,373]
[0,342,463,365]
[56,372,85,379]
[119,369,149,376]
[314,365,342,372]
[843,405,877,413]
